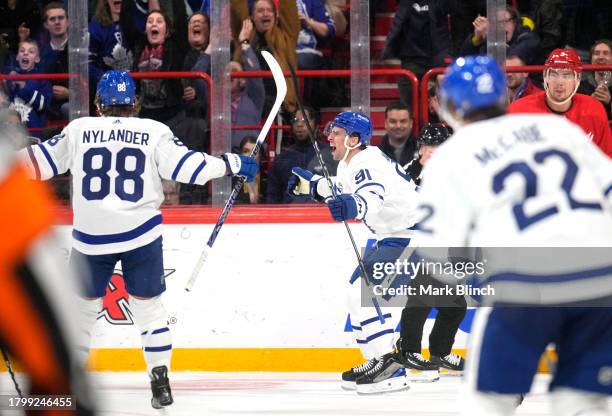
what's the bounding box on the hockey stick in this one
[184,50,287,292]
[1,346,22,398]
[285,62,372,287]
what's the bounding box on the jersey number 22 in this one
[493,149,602,230]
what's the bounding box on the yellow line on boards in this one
[0,348,555,373]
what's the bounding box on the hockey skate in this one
[430,353,465,375]
[355,352,409,395]
[398,351,440,382]
[341,357,378,390]
[395,340,439,382]
[150,366,173,409]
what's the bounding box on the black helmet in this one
[417,123,453,148]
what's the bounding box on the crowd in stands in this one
[0,0,610,205]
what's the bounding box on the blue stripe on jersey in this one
[27,146,41,180]
[369,190,384,201]
[355,182,385,193]
[72,214,162,244]
[189,157,207,184]
[356,329,394,344]
[360,313,392,327]
[144,344,172,352]
[37,144,58,176]
[488,263,612,284]
[171,151,196,180]
[605,184,612,197]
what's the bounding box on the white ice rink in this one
[3,371,595,415]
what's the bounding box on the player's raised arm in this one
[154,132,259,186]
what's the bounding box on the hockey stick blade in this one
[185,51,287,292]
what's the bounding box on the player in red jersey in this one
[508,48,612,157]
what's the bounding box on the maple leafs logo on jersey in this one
[9,98,32,123]
[100,268,176,325]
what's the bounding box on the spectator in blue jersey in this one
[89,0,134,87]
[295,0,335,106]
[2,39,51,138]
[266,105,336,203]
[38,2,69,120]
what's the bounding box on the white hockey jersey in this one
[20,116,227,255]
[317,146,421,240]
[415,114,612,303]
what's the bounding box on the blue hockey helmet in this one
[439,55,506,126]
[324,111,373,144]
[96,70,136,107]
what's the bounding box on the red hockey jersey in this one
[508,92,612,158]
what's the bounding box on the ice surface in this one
[2,372,608,415]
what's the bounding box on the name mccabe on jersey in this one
[83,129,150,145]
[474,123,545,166]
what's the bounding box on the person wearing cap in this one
[509,48,612,157]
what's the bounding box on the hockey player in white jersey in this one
[19,70,259,409]
[416,55,612,415]
[288,111,422,394]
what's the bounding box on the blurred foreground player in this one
[0,109,95,415]
[288,112,422,394]
[508,48,612,157]
[418,55,612,415]
[18,70,259,409]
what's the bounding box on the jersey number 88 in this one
[82,147,145,202]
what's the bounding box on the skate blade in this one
[439,368,463,377]
[356,376,410,395]
[406,369,440,383]
[341,380,357,390]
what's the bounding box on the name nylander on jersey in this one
[21,116,227,255]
